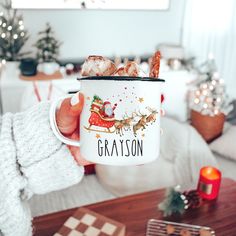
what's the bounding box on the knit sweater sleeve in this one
[13,102,84,195]
[0,102,84,236]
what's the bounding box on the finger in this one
[56,93,84,134]
[70,92,84,116]
[68,131,92,166]
[71,130,80,141]
[68,146,92,166]
[56,98,78,135]
[68,147,92,166]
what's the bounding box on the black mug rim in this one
[77,76,165,82]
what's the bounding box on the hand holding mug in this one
[55,92,91,166]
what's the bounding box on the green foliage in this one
[158,187,186,217]
[34,23,62,63]
[92,95,102,103]
[0,0,30,61]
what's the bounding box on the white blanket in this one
[161,117,218,186]
[96,117,218,196]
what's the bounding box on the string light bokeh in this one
[0,1,29,61]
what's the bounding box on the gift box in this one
[91,101,103,112]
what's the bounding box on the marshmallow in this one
[113,61,140,77]
[81,55,117,76]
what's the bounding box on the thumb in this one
[56,93,84,135]
[70,92,84,116]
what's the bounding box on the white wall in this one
[19,0,185,59]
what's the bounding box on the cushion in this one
[210,125,236,161]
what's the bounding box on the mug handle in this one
[49,95,81,147]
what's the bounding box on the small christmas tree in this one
[34,23,61,63]
[189,56,232,116]
[158,187,187,217]
[158,186,202,217]
[0,0,30,61]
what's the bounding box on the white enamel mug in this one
[50,76,164,166]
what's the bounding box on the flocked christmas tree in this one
[0,0,30,61]
[34,23,61,63]
[189,55,232,117]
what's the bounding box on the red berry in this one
[161,94,165,103]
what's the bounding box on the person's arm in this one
[13,101,84,195]
[0,113,32,236]
[0,94,84,236]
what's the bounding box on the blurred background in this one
[0,0,236,217]
[0,0,235,114]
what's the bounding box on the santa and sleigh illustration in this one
[84,95,158,136]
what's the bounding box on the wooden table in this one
[20,71,63,81]
[33,178,236,235]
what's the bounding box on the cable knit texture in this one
[0,102,84,236]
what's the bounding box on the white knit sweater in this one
[0,102,84,236]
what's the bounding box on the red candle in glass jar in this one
[197,166,221,200]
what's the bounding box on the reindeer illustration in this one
[114,113,135,136]
[146,107,158,125]
[122,112,135,131]
[114,120,125,136]
[133,112,148,136]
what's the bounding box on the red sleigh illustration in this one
[84,95,117,133]
[84,95,159,136]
